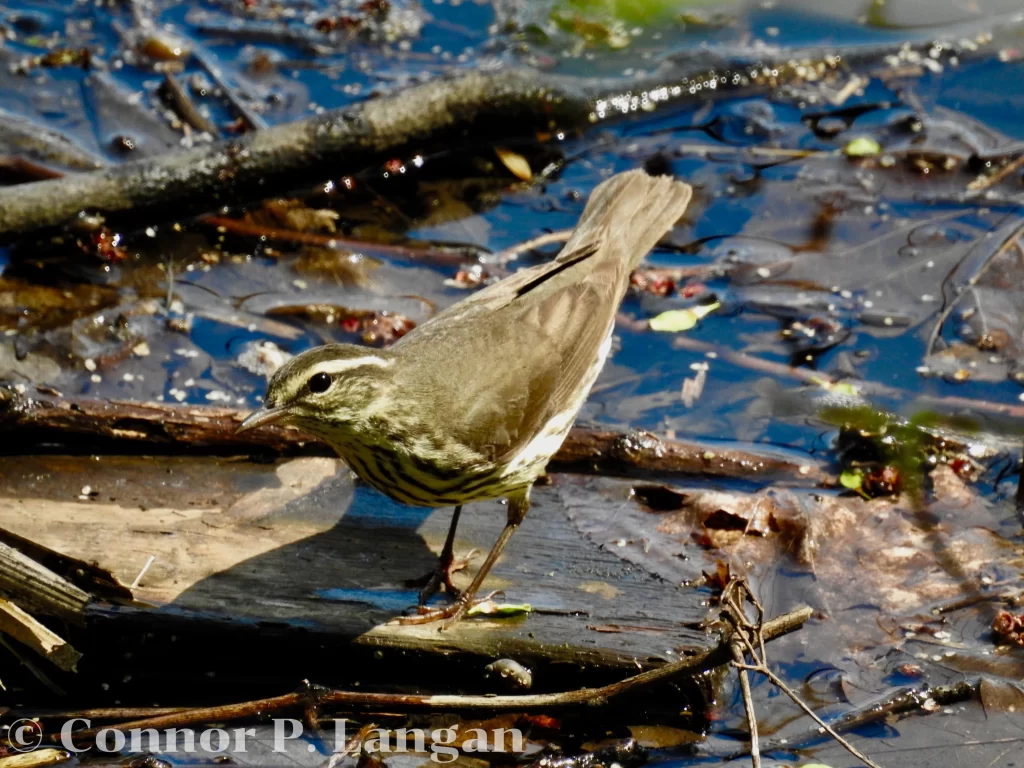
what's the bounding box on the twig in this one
[0,156,65,181]
[673,335,841,388]
[130,555,155,589]
[730,639,760,768]
[722,581,882,768]
[676,143,828,160]
[192,46,268,131]
[199,215,485,267]
[326,722,379,768]
[925,218,1024,356]
[14,706,188,720]
[916,392,1024,419]
[967,153,1024,192]
[752,680,978,756]
[673,335,1024,420]
[161,73,220,136]
[42,605,812,744]
[490,230,572,265]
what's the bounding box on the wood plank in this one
[0,455,715,684]
[0,597,82,671]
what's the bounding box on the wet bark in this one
[0,384,832,484]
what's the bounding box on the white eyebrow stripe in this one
[310,356,392,376]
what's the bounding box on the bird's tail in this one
[560,168,693,271]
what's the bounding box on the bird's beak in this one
[236,404,290,433]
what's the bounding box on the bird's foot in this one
[405,549,479,606]
[390,590,500,630]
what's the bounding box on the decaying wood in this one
[0,526,133,604]
[0,598,81,672]
[0,385,831,484]
[0,540,90,626]
[44,604,811,746]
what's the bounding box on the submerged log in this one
[0,384,831,484]
[0,28,1004,240]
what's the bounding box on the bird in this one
[236,168,693,628]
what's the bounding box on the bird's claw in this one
[405,549,479,606]
[390,590,500,630]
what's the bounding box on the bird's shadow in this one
[169,462,459,630]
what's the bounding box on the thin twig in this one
[200,215,485,267]
[192,46,268,131]
[490,230,572,265]
[967,153,1024,192]
[41,605,812,744]
[722,581,883,768]
[161,72,220,136]
[326,722,379,768]
[925,219,1024,356]
[730,640,760,768]
[673,334,1024,419]
[754,679,978,755]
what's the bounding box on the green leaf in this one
[844,137,882,157]
[467,601,532,617]
[649,301,720,333]
[828,381,860,396]
[839,469,864,491]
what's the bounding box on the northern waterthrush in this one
[237,169,693,627]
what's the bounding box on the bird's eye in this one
[308,372,333,393]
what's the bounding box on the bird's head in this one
[236,344,394,441]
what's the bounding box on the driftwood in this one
[0,540,91,626]
[0,597,81,672]
[0,384,831,484]
[0,28,1007,241]
[0,526,133,604]
[0,453,714,683]
[0,69,591,239]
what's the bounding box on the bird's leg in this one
[393,493,530,629]
[405,505,466,605]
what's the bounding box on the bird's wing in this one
[391,170,692,462]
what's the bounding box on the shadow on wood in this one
[0,454,716,709]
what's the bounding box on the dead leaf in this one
[495,147,532,181]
